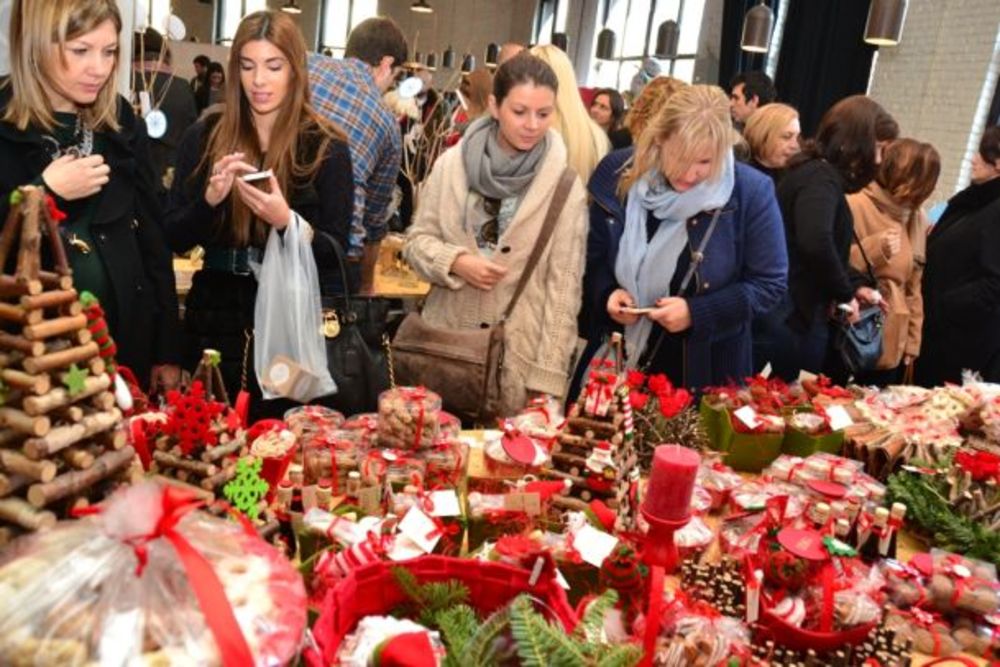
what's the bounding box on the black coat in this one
[0,85,181,384]
[917,177,1000,385]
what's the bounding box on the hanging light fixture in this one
[864,0,907,46]
[425,52,437,71]
[281,0,302,14]
[740,0,774,53]
[485,42,499,66]
[654,19,679,59]
[461,53,476,73]
[595,0,617,60]
[442,45,455,68]
[411,0,433,14]
[552,32,569,52]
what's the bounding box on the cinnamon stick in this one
[90,390,115,411]
[0,450,57,482]
[22,341,99,374]
[0,302,41,325]
[19,289,77,311]
[54,405,85,423]
[152,451,217,477]
[22,374,111,416]
[88,357,106,376]
[0,368,50,395]
[22,314,87,341]
[27,446,135,508]
[202,437,244,462]
[201,464,237,490]
[0,274,41,297]
[38,271,73,290]
[0,407,50,436]
[0,331,45,356]
[62,446,95,470]
[0,473,30,497]
[0,497,56,530]
[23,408,121,459]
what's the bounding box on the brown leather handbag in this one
[391,168,575,424]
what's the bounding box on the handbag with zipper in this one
[391,168,576,424]
[831,230,884,377]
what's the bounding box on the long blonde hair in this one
[620,84,737,196]
[4,0,122,132]
[529,44,609,180]
[624,76,688,141]
[200,11,345,247]
[743,103,799,165]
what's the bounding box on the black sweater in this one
[776,158,862,330]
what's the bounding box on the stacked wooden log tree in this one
[0,186,137,543]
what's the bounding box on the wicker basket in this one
[311,555,578,663]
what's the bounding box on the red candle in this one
[644,444,700,522]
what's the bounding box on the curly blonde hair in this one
[623,76,688,142]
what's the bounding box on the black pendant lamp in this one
[461,53,476,73]
[551,32,568,52]
[654,19,679,59]
[411,0,433,14]
[425,52,437,71]
[485,42,499,66]
[740,1,774,53]
[281,0,302,14]
[864,0,907,46]
[595,0,616,60]
[442,45,455,69]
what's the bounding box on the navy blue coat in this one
[580,148,788,389]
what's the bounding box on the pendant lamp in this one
[425,52,438,71]
[485,42,499,66]
[281,0,302,14]
[740,1,774,53]
[595,0,617,61]
[654,19,679,59]
[411,0,433,14]
[461,53,476,73]
[442,45,455,68]
[864,0,907,46]
[552,32,569,52]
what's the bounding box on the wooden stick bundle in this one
[22,374,111,416]
[23,341,99,374]
[19,288,77,311]
[0,450,57,482]
[0,497,56,530]
[1,368,51,395]
[152,451,217,477]
[22,313,87,341]
[27,446,135,508]
[23,408,121,459]
[0,407,50,436]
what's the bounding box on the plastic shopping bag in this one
[254,214,337,402]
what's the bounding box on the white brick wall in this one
[868,0,1000,207]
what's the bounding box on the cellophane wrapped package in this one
[0,481,306,666]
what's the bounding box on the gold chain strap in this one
[240,329,253,391]
[383,333,396,389]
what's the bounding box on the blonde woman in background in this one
[743,103,801,182]
[529,44,609,182]
[847,138,940,385]
[621,76,689,147]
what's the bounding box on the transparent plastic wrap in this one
[0,482,307,666]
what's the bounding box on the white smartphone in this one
[620,306,656,315]
[241,169,273,182]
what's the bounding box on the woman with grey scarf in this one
[403,53,589,417]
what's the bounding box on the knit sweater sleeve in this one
[525,179,588,396]
[402,152,468,290]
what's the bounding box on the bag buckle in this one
[322,309,341,338]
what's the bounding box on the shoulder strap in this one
[851,229,878,287]
[501,167,577,321]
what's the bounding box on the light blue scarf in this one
[614,151,736,365]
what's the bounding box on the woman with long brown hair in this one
[166,10,353,415]
[0,0,181,392]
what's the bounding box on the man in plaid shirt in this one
[308,17,407,293]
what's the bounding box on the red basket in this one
[758,609,876,652]
[311,555,578,663]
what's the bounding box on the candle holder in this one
[639,505,691,667]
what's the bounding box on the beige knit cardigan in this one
[403,131,589,414]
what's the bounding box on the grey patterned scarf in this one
[462,116,548,200]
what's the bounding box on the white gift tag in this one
[387,535,425,561]
[428,490,461,517]
[733,405,761,429]
[573,524,618,568]
[760,362,772,379]
[826,405,854,431]
[398,506,442,554]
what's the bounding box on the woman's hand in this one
[450,253,508,290]
[649,297,691,333]
[204,152,255,207]
[856,286,888,313]
[42,154,110,201]
[234,174,292,229]
[880,228,902,258]
[607,288,640,326]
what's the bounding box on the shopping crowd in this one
[3,0,999,422]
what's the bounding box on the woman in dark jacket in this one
[917,126,1000,385]
[166,11,353,418]
[753,95,895,382]
[0,0,180,390]
[581,85,787,390]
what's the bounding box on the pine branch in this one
[437,604,480,667]
[511,596,551,667]
[463,605,511,665]
[595,645,643,667]
[575,590,618,646]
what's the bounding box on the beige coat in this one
[403,131,588,415]
[847,183,927,369]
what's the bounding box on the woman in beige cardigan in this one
[847,138,940,384]
[404,53,588,416]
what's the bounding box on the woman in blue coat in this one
[581,84,787,390]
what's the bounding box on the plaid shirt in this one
[308,54,401,257]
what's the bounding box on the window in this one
[320,0,378,56]
[533,0,569,45]
[215,0,266,44]
[588,0,704,91]
[146,0,171,36]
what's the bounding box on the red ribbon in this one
[820,561,835,632]
[401,386,428,449]
[77,487,255,667]
[130,419,153,470]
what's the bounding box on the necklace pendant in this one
[68,235,92,255]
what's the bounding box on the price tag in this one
[572,524,618,568]
[733,405,760,429]
[826,405,854,431]
[521,492,541,516]
[388,535,425,561]
[398,506,441,554]
[504,493,524,512]
[760,362,772,379]
[428,490,461,517]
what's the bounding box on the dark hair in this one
[493,52,558,106]
[344,17,408,68]
[793,95,896,192]
[980,125,1000,165]
[207,61,224,81]
[134,28,164,62]
[876,113,900,143]
[194,54,211,67]
[729,71,776,106]
[591,87,625,130]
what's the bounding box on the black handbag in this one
[831,232,884,376]
[312,231,391,415]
